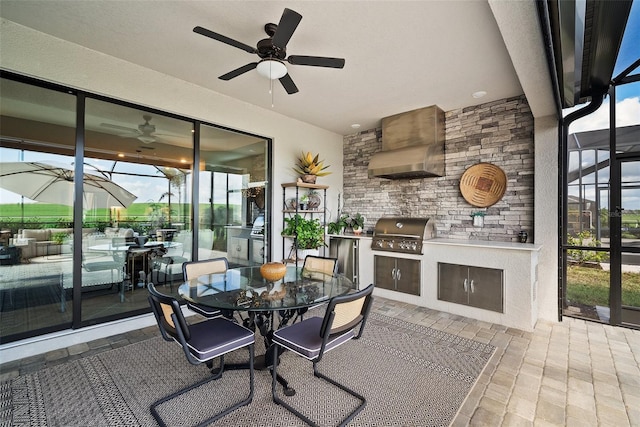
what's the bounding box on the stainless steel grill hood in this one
[368,105,445,179]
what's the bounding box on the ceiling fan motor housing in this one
[257,36,286,59]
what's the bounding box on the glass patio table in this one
[178,265,355,395]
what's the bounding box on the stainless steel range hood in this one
[368,105,445,179]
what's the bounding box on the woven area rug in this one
[2,312,495,426]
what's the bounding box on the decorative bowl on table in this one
[260,262,287,282]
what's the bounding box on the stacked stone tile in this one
[341,95,534,242]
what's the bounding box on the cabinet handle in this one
[470,279,475,293]
[396,269,401,280]
[463,278,468,292]
[391,268,396,279]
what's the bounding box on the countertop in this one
[425,238,542,251]
[328,234,541,251]
[327,232,372,239]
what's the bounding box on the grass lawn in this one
[567,265,640,307]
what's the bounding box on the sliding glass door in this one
[0,73,271,343]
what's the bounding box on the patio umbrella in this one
[0,161,137,208]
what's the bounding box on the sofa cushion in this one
[22,229,51,241]
[49,228,73,236]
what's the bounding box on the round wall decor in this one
[459,162,507,207]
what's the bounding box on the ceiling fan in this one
[194,8,345,94]
[101,114,167,144]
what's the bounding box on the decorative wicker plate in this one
[459,163,507,207]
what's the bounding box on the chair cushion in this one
[22,229,51,241]
[273,317,355,360]
[186,318,254,362]
[187,302,222,318]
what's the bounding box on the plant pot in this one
[352,226,363,235]
[297,248,319,260]
[301,174,317,184]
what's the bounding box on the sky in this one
[567,0,640,134]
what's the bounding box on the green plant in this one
[52,232,68,245]
[282,214,326,249]
[343,213,365,229]
[327,216,347,234]
[567,230,607,265]
[293,152,331,177]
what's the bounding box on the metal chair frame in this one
[148,283,255,427]
[271,284,374,427]
[292,255,339,322]
[182,257,229,318]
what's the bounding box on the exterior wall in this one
[342,95,535,243]
[534,115,559,321]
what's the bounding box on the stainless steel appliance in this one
[372,217,435,295]
[329,237,359,288]
[368,105,445,179]
[371,217,435,255]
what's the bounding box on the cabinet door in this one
[251,239,265,264]
[395,258,420,295]
[374,255,396,290]
[438,263,469,305]
[468,266,503,313]
[228,237,249,263]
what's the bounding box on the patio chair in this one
[182,257,228,318]
[293,255,339,322]
[271,283,374,427]
[147,283,255,427]
[151,232,191,291]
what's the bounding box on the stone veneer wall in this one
[341,95,534,242]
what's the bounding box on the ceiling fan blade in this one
[279,73,299,94]
[193,26,257,54]
[287,55,345,68]
[272,8,302,50]
[219,62,258,80]
[100,123,140,133]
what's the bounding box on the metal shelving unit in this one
[281,182,328,267]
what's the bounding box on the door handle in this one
[396,269,401,280]
[470,279,475,293]
[391,268,396,279]
[463,278,468,292]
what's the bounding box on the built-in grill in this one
[371,217,435,255]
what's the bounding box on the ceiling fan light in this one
[137,135,155,144]
[256,59,287,80]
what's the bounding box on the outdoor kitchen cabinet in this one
[227,227,249,266]
[374,255,420,295]
[437,262,503,313]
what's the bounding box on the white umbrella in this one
[0,161,137,208]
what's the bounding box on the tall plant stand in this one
[281,182,328,268]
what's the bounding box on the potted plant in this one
[293,152,331,184]
[327,215,348,234]
[345,213,366,234]
[299,194,309,210]
[282,214,326,252]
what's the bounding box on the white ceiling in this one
[0,0,553,136]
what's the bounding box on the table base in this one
[208,309,300,396]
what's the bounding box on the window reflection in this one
[83,98,194,320]
[199,124,268,267]
[0,75,270,344]
[0,79,76,342]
